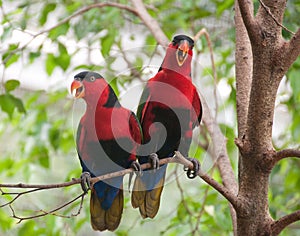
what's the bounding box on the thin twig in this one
[258,0,295,35]
[174,151,238,209]
[0,188,42,207]
[129,0,169,46]
[193,28,218,118]
[117,42,143,81]
[9,192,86,223]
[175,166,194,216]
[0,156,182,191]
[0,179,81,189]
[1,2,138,64]
[1,152,238,217]
[174,166,195,232]
[191,166,216,235]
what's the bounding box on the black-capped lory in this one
[71,71,142,231]
[131,35,202,218]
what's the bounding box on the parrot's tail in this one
[131,167,166,218]
[90,187,123,231]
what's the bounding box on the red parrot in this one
[131,35,202,218]
[71,71,142,231]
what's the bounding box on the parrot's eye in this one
[89,76,96,82]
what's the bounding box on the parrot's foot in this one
[149,153,160,170]
[131,160,142,176]
[184,157,200,179]
[129,161,142,192]
[80,172,91,193]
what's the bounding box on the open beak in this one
[71,80,85,98]
[176,40,189,66]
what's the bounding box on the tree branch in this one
[129,0,169,46]
[1,152,238,218]
[39,2,138,35]
[258,0,294,35]
[175,152,239,209]
[9,193,86,223]
[194,28,218,117]
[235,0,253,138]
[200,98,238,193]
[273,148,300,164]
[0,180,79,190]
[193,29,217,83]
[237,0,260,43]
[271,210,300,235]
[282,27,300,73]
[1,2,138,65]
[0,188,42,207]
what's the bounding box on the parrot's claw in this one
[184,157,200,179]
[80,172,91,193]
[149,153,160,170]
[131,161,142,176]
[128,161,142,192]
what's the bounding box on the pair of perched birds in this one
[70,35,202,231]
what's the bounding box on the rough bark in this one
[235,1,252,137]
[235,0,300,235]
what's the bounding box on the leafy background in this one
[0,0,299,235]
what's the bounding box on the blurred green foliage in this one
[0,0,299,235]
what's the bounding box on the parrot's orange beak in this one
[71,80,85,98]
[176,40,189,66]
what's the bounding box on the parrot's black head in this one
[71,70,119,107]
[172,35,194,48]
[159,34,194,73]
[71,71,106,99]
[74,71,104,82]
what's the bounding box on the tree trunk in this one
[235,0,300,235]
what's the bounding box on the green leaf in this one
[30,145,50,168]
[57,43,70,71]
[0,94,15,118]
[0,158,14,173]
[49,125,60,150]
[2,53,20,68]
[5,79,20,92]
[134,57,143,69]
[0,93,26,118]
[0,209,13,231]
[10,95,26,114]
[46,53,56,75]
[1,26,13,41]
[19,221,35,235]
[8,43,19,50]
[101,32,116,57]
[49,23,69,40]
[29,51,41,63]
[39,3,56,26]
[109,78,119,97]
[216,0,234,17]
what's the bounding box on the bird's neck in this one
[85,85,120,109]
[84,88,121,124]
[161,53,192,79]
